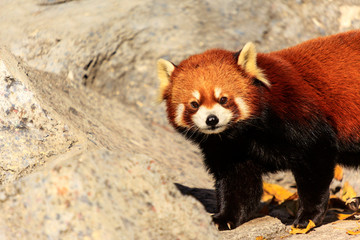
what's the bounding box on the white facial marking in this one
[192,90,200,101]
[175,104,186,126]
[214,87,222,99]
[192,103,232,134]
[235,97,250,120]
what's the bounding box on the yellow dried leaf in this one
[255,236,266,240]
[337,212,357,220]
[261,192,274,203]
[334,165,343,181]
[286,192,299,201]
[289,220,316,234]
[263,182,294,204]
[341,181,357,202]
[347,227,360,235]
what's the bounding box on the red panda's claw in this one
[227,222,232,230]
[346,197,360,211]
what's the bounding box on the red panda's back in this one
[259,30,360,141]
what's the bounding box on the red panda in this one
[157,30,360,230]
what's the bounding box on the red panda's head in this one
[157,42,270,134]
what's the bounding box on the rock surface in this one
[0,0,360,239]
[0,47,77,184]
[0,48,218,239]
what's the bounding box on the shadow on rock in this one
[173,182,289,223]
[174,183,217,213]
[174,182,345,230]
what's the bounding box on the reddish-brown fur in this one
[161,30,360,230]
[258,30,360,141]
[166,30,360,141]
[165,49,260,128]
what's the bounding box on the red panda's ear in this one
[157,59,175,102]
[238,42,270,87]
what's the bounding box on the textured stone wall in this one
[0,0,360,239]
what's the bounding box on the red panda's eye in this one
[190,101,199,109]
[219,97,228,105]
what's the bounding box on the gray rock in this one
[0,48,219,239]
[0,148,218,239]
[4,0,360,126]
[0,0,360,239]
[0,47,77,183]
[221,216,287,240]
[277,220,360,240]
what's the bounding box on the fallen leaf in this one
[286,192,299,201]
[347,227,360,235]
[261,191,274,203]
[289,220,316,234]
[337,212,357,220]
[341,181,357,202]
[334,165,343,181]
[255,236,266,240]
[263,182,294,204]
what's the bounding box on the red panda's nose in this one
[206,115,219,127]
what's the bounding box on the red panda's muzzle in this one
[190,104,232,134]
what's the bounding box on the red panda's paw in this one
[346,197,360,212]
[212,212,243,231]
[212,214,234,231]
[293,212,323,229]
[292,218,311,229]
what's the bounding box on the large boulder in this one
[0,47,77,183]
[0,47,219,239]
[0,0,360,239]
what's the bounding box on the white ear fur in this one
[238,42,270,87]
[157,59,175,101]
